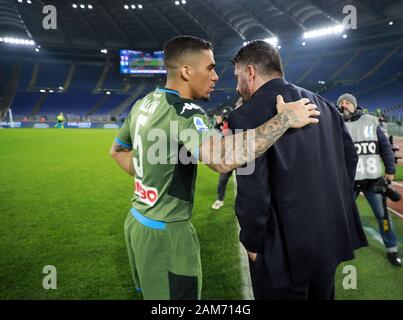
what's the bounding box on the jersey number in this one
[356,158,378,175]
[133,114,148,177]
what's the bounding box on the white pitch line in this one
[363,226,384,245]
[391,181,403,188]
[358,192,403,219]
[388,206,403,219]
[232,173,254,300]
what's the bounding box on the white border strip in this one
[388,206,403,219]
[363,226,384,245]
[391,181,403,188]
[358,192,403,219]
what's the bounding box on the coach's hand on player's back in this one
[276,95,320,129]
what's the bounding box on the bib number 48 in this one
[356,157,378,175]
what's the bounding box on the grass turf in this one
[0,128,242,299]
[0,128,402,299]
[335,196,403,299]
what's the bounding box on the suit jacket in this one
[228,78,368,287]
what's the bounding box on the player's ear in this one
[180,65,191,81]
[247,64,256,82]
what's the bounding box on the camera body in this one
[384,180,401,202]
[374,177,401,202]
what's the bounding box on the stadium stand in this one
[0,1,402,123]
[2,39,402,121]
[1,0,403,303]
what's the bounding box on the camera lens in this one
[385,186,402,202]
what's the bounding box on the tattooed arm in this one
[200,95,320,173]
[109,141,134,176]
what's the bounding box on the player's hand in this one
[247,251,257,262]
[276,95,320,129]
[385,174,395,182]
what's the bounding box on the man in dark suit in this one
[228,40,368,300]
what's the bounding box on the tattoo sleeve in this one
[201,110,297,173]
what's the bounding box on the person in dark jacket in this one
[211,106,234,210]
[228,40,368,300]
[338,93,401,267]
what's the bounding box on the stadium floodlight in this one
[48,89,54,93]
[124,4,129,9]
[18,0,23,3]
[40,89,46,93]
[88,5,93,9]
[264,37,278,47]
[342,34,348,39]
[35,48,39,52]
[26,0,32,4]
[138,4,143,9]
[175,1,180,5]
[181,0,187,4]
[2,37,35,46]
[302,41,306,46]
[72,4,78,8]
[100,49,108,54]
[303,24,344,39]
[0,37,3,42]
[277,45,281,50]
[131,4,136,9]
[389,21,394,26]
[80,4,85,9]
[243,41,248,46]
[106,91,111,95]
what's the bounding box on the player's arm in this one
[200,95,320,173]
[109,141,134,176]
[110,110,134,176]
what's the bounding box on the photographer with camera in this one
[211,106,235,210]
[338,93,402,267]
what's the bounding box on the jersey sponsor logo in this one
[180,103,203,115]
[135,178,158,206]
[354,141,379,155]
[194,116,209,133]
[363,125,374,139]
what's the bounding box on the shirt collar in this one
[252,78,288,98]
[155,87,180,97]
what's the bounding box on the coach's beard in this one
[342,109,354,120]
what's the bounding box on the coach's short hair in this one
[231,40,284,77]
[163,36,213,70]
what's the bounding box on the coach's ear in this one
[180,65,191,81]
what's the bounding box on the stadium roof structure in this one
[1,0,402,52]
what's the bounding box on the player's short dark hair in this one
[231,40,284,77]
[163,36,213,69]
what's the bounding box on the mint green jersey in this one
[116,87,220,222]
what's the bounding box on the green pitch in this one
[0,129,402,299]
